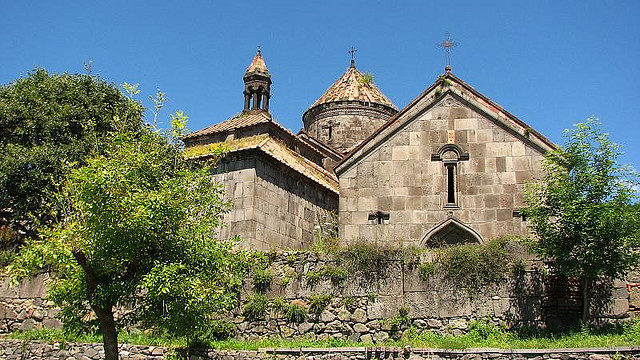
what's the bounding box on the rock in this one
[84,347,98,358]
[448,319,468,330]
[337,309,350,321]
[427,318,443,328]
[20,318,36,331]
[413,319,427,328]
[361,334,373,343]
[151,347,164,356]
[373,331,389,343]
[298,322,313,334]
[351,308,367,323]
[320,310,336,322]
[353,323,369,333]
[348,332,361,342]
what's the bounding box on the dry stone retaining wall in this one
[0,252,637,339]
[1,340,639,360]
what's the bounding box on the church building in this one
[183,50,555,249]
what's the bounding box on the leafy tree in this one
[0,69,143,241]
[524,117,640,322]
[9,130,245,360]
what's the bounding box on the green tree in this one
[524,117,640,322]
[0,69,144,241]
[9,130,244,360]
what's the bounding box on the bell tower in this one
[243,50,271,113]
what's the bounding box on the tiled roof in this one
[188,135,339,193]
[182,112,272,140]
[246,50,269,75]
[310,64,396,109]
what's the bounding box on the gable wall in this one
[214,150,338,250]
[338,95,547,245]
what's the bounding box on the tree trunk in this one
[581,277,590,324]
[95,306,119,360]
[72,249,119,359]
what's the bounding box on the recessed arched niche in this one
[421,217,482,247]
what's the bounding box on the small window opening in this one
[446,163,456,206]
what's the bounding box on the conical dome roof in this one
[245,50,269,75]
[310,63,396,110]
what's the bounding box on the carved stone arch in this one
[430,144,469,162]
[420,217,483,247]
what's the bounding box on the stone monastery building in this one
[183,51,555,250]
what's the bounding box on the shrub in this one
[341,296,356,310]
[243,293,268,321]
[284,300,308,323]
[271,296,287,313]
[340,240,395,277]
[252,268,273,293]
[323,265,348,287]
[418,261,438,281]
[305,270,323,288]
[436,237,515,291]
[308,294,332,316]
[206,319,236,341]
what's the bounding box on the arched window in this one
[431,144,469,208]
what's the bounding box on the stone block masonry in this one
[0,252,636,340]
[1,340,638,360]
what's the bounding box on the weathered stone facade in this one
[303,101,397,154]
[335,74,556,245]
[213,151,338,249]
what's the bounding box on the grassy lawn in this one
[7,320,640,350]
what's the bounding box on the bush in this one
[437,237,515,291]
[323,265,348,287]
[242,293,268,321]
[284,300,308,323]
[252,268,273,293]
[271,296,287,313]
[305,270,323,288]
[308,294,332,316]
[418,261,437,281]
[205,319,236,341]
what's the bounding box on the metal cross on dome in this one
[437,32,458,69]
[348,46,357,66]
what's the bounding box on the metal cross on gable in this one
[437,32,458,69]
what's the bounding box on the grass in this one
[9,320,639,350]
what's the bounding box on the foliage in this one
[242,293,268,321]
[389,307,411,336]
[435,237,519,292]
[341,296,356,311]
[182,142,229,161]
[271,296,287,313]
[311,211,339,252]
[11,319,640,349]
[359,72,374,85]
[283,300,308,323]
[8,128,247,359]
[0,69,144,240]
[366,292,378,302]
[252,268,273,293]
[418,261,438,281]
[323,265,348,287]
[524,118,640,281]
[204,320,236,341]
[308,294,332,316]
[305,270,323,288]
[524,118,640,321]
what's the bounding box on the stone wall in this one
[338,94,553,245]
[0,273,60,333]
[213,152,338,249]
[0,252,636,339]
[303,101,396,154]
[1,340,638,360]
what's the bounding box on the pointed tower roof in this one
[245,50,269,75]
[310,63,396,109]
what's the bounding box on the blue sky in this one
[2,1,639,171]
